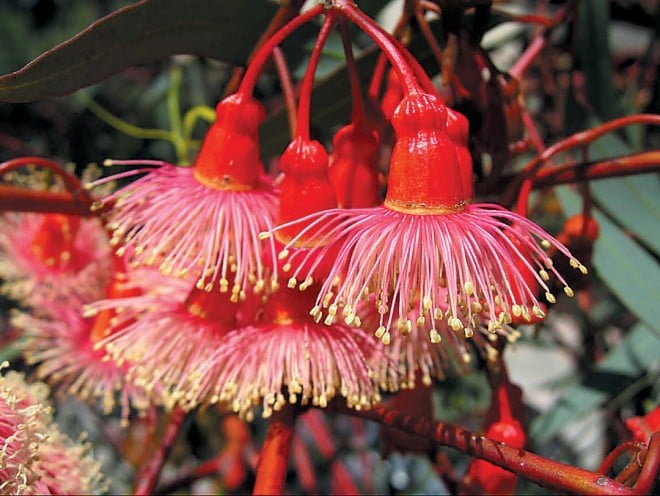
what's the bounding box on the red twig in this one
[133,407,187,495]
[332,402,642,495]
[598,441,645,475]
[0,185,95,215]
[633,433,660,494]
[533,151,660,187]
[0,156,92,210]
[252,406,299,495]
[503,114,660,208]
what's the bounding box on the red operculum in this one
[384,93,465,213]
[89,264,141,344]
[30,213,83,271]
[328,123,380,208]
[193,93,266,190]
[277,137,337,242]
[447,108,475,200]
[380,68,403,121]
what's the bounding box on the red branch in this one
[252,407,298,495]
[532,151,660,187]
[0,185,95,215]
[133,407,187,495]
[332,402,644,495]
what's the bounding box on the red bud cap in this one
[328,123,380,208]
[277,137,337,242]
[385,93,466,213]
[380,68,403,121]
[193,94,266,190]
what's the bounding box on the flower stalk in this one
[252,405,299,495]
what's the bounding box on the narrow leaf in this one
[530,322,660,442]
[0,0,278,102]
[556,186,660,332]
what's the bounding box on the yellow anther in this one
[398,319,412,335]
[539,269,550,281]
[375,326,386,339]
[564,286,575,297]
[545,292,556,304]
[532,305,545,319]
[423,295,433,310]
[287,277,297,289]
[277,249,289,260]
[429,329,442,343]
[448,316,462,332]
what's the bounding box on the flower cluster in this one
[0,363,106,494]
[1,1,587,428]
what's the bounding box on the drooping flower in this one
[182,138,382,420]
[0,364,106,495]
[12,262,166,424]
[185,284,381,420]
[0,212,111,307]
[268,93,586,346]
[89,93,279,296]
[87,277,260,411]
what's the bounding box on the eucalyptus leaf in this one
[556,186,660,332]
[0,0,279,102]
[530,322,660,442]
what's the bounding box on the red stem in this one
[332,1,421,94]
[133,407,187,495]
[296,13,338,141]
[332,402,641,495]
[223,0,306,96]
[237,4,325,97]
[367,4,413,99]
[505,114,660,208]
[0,185,95,215]
[0,156,92,209]
[338,19,365,125]
[252,406,298,495]
[598,441,645,475]
[633,433,660,494]
[272,46,297,138]
[533,151,660,187]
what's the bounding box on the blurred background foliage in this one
[0,1,658,494]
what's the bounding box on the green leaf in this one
[555,186,660,332]
[585,119,660,256]
[530,322,660,442]
[0,0,279,102]
[575,0,620,121]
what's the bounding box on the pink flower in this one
[267,93,586,346]
[89,94,278,296]
[87,278,258,411]
[183,287,382,420]
[0,365,105,494]
[0,212,111,306]
[12,295,151,425]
